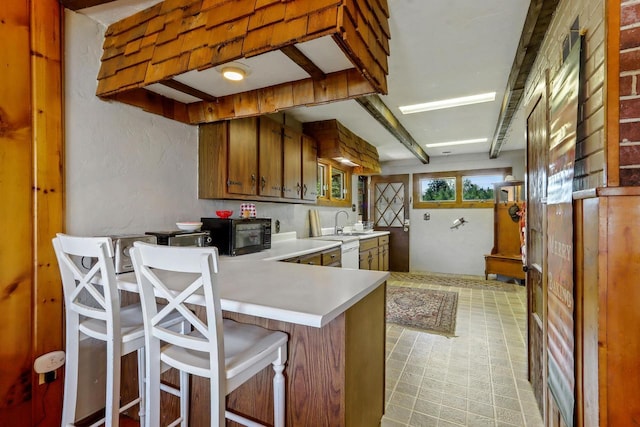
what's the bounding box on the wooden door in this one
[370,174,410,272]
[227,117,258,196]
[301,135,317,201]
[282,126,302,200]
[0,1,64,424]
[258,116,282,197]
[526,87,549,418]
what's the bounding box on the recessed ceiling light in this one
[222,67,246,81]
[425,138,488,148]
[217,62,251,81]
[399,92,496,114]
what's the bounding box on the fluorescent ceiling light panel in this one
[399,92,496,114]
[425,138,487,148]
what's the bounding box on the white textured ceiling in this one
[78,0,531,162]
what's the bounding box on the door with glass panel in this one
[370,174,409,272]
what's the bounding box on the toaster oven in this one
[109,234,157,274]
[145,230,211,247]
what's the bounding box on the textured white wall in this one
[382,150,525,276]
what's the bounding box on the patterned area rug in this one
[386,286,458,336]
[389,271,520,291]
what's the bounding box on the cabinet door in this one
[301,135,318,201]
[283,126,302,199]
[258,117,283,197]
[298,252,322,266]
[227,118,258,196]
[378,244,389,271]
[321,247,341,267]
[359,248,379,270]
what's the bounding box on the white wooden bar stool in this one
[52,234,188,427]
[130,243,288,427]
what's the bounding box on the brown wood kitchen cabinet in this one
[282,126,302,200]
[301,135,318,201]
[378,234,389,271]
[258,116,283,197]
[226,117,258,196]
[283,246,341,267]
[359,235,389,271]
[199,117,317,203]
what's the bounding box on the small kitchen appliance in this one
[110,234,158,274]
[201,217,271,256]
[145,230,211,247]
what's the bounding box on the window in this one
[331,168,346,199]
[413,167,511,208]
[419,177,456,202]
[317,160,352,207]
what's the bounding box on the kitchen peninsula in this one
[117,240,389,426]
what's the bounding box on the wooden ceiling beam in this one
[280,45,326,80]
[59,0,117,11]
[355,95,430,164]
[489,0,560,158]
[159,79,218,102]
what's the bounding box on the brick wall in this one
[620,0,640,185]
[522,0,606,191]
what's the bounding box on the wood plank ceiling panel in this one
[84,0,391,123]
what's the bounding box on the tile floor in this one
[382,277,544,427]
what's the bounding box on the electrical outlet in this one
[38,371,57,385]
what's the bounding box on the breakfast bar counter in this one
[119,257,388,426]
[117,258,387,327]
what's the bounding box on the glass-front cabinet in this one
[317,159,351,207]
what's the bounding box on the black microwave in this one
[201,217,271,256]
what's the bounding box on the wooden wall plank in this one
[0,2,34,422]
[0,0,64,425]
[30,0,65,424]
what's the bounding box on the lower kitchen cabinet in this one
[359,235,389,271]
[283,247,341,267]
[378,235,389,271]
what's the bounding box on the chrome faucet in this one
[334,210,349,234]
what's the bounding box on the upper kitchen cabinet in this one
[199,117,317,204]
[301,135,318,202]
[258,117,283,198]
[227,118,258,196]
[282,127,302,200]
[304,119,380,207]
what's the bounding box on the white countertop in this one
[117,258,388,328]
[309,230,390,243]
[230,238,341,261]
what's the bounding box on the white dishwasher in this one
[341,239,360,269]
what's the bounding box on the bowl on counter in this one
[176,221,203,232]
[215,210,233,218]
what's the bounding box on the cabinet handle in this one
[303,184,308,195]
[261,176,266,191]
[296,183,301,194]
[251,174,256,185]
